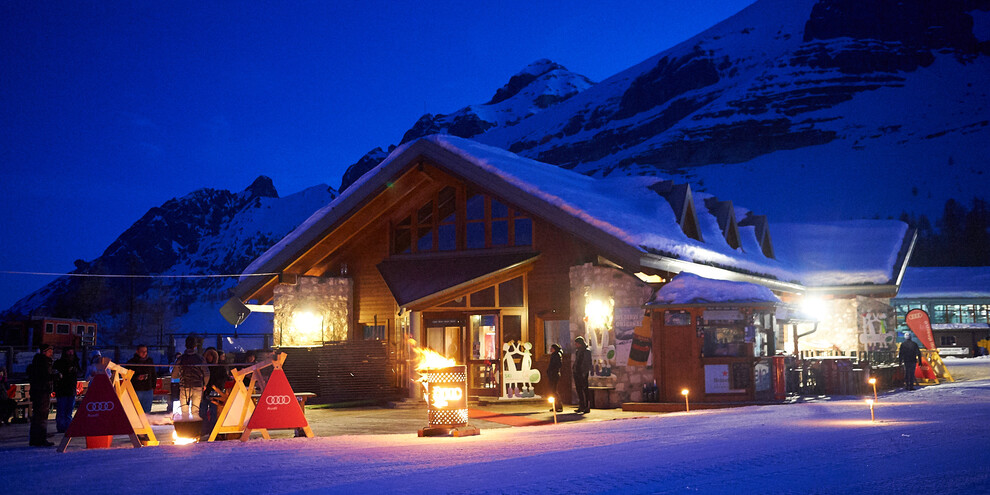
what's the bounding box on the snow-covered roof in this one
[239,136,911,297]
[896,267,990,299]
[772,220,910,287]
[650,272,780,305]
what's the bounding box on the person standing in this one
[166,352,181,413]
[27,344,58,447]
[0,367,16,425]
[52,347,80,433]
[172,336,209,419]
[899,333,923,390]
[126,345,157,414]
[547,343,563,412]
[201,348,228,436]
[573,336,592,414]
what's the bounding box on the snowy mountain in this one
[339,59,594,191]
[346,0,990,222]
[2,177,336,344]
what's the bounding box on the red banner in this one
[246,368,308,430]
[905,309,936,351]
[65,373,135,437]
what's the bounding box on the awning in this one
[377,252,540,308]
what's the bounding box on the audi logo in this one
[86,401,115,412]
[265,395,293,406]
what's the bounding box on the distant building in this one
[894,267,990,357]
[1,316,98,348]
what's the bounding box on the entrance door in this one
[425,323,463,362]
[467,314,500,396]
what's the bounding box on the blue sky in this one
[0,1,755,309]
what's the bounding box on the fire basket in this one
[418,365,479,437]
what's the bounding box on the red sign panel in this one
[65,373,135,437]
[246,368,308,430]
[905,309,936,350]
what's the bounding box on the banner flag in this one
[905,309,936,351]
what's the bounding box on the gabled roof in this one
[235,136,914,300]
[703,197,742,250]
[895,267,990,299]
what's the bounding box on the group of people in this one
[18,336,252,447]
[544,335,594,414]
[171,336,237,437]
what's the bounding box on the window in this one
[86,326,95,335]
[543,320,570,354]
[56,324,70,334]
[702,326,747,357]
[394,186,532,254]
[75,325,85,336]
[45,323,54,334]
[940,335,957,346]
[498,277,524,307]
[363,324,386,340]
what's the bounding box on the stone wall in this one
[273,276,352,346]
[569,263,655,405]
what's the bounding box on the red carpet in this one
[468,408,553,427]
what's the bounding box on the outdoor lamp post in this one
[868,377,877,401]
[681,388,690,412]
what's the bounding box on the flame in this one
[409,338,456,371]
[172,430,198,445]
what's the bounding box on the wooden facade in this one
[239,154,606,398]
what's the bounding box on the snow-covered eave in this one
[805,284,901,297]
[639,253,805,295]
[233,139,432,300]
[893,228,918,288]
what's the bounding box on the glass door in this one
[467,314,500,395]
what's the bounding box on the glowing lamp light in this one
[287,310,323,345]
[584,298,613,330]
[866,399,875,422]
[800,297,828,321]
[681,388,690,412]
[868,377,877,401]
[549,397,557,425]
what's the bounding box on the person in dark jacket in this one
[27,344,58,446]
[572,336,592,414]
[0,367,15,425]
[546,344,563,412]
[126,345,157,414]
[52,347,80,433]
[201,348,229,436]
[899,333,923,390]
[172,336,208,418]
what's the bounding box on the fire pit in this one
[418,365,479,437]
[173,418,202,444]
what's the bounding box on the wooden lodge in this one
[231,136,915,406]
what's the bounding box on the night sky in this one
[0,1,755,309]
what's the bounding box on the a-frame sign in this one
[208,364,260,441]
[107,361,159,445]
[241,354,313,441]
[58,373,141,452]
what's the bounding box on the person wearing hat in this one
[27,344,58,446]
[546,344,563,412]
[572,336,592,414]
[898,332,923,390]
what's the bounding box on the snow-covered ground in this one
[3,358,988,494]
